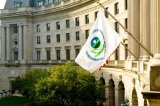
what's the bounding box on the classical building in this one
[0,0,160,106]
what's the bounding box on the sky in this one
[0,0,6,9]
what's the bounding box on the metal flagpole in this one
[120,42,138,58]
[97,1,154,57]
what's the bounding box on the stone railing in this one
[0,90,12,99]
[2,60,21,67]
[124,60,150,73]
[0,60,74,66]
[104,60,125,68]
[104,60,150,73]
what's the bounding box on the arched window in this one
[118,81,125,106]
[109,79,115,106]
[132,88,138,106]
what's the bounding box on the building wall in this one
[0,0,128,63]
[1,0,160,106]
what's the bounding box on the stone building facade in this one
[0,0,160,106]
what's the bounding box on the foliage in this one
[13,62,105,106]
[0,96,33,106]
[34,62,97,106]
[12,68,51,99]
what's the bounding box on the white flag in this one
[75,11,122,73]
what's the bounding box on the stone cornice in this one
[0,0,95,18]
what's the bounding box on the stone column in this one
[130,0,140,60]
[140,0,144,60]
[142,0,150,61]
[18,25,22,60]
[1,26,6,61]
[6,25,10,60]
[150,0,160,54]
[23,25,28,60]
[127,0,131,60]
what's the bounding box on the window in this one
[14,2,22,7]
[125,18,128,29]
[37,36,41,44]
[56,21,60,30]
[56,50,61,60]
[95,11,98,20]
[55,0,60,3]
[13,25,18,33]
[85,30,89,39]
[115,2,119,14]
[75,17,79,26]
[66,20,70,28]
[14,51,18,60]
[36,24,40,32]
[125,44,128,59]
[85,14,89,24]
[47,0,53,4]
[47,35,51,43]
[105,7,109,18]
[75,48,80,57]
[14,40,18,45]
[46,49,51,60]
[37,1,43,6]
[115,22,119,33]
[125,0,128,10]
[37,50,41,60]
[66,49,70,60]
[46,23,50,31]
[76,31,80,41]
[115,48,119,60]
[66,33,70,42]
[56,34,60,42]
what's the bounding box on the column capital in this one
[1,24,6,27]
[17,24,23,27]
[6,25,10,28]
[2,24,10,27]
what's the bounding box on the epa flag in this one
[75,11,122,73]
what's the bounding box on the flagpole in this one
[97,1,154,57]
[120,42,138,58]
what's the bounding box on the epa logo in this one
[86,29,106,61]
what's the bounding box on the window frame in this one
[125,18,128,29]
[85,29,89,39]
[37,1,44,6]
[56,21,60,30]
[37,36,41,44]
[66,19,70,28]
[37,50,41,60]
[36,24,40,32]
[46,23,50,31]
[115,2,119,15]
[56,50,61,60]
[95,11,98,20]
[66,49,70,60]
[13,25,18,33]
[75,17,80,26]
[105,7,109,18]
[85,14,89,24]
[47,35,51,43]
[66,33,70,42]
[46,49,51,60]
[115,22,119,33]
[75,48,80,57]
[14,51,18,60]
[76,31,80,41]
[125,0,128,10]
[56,34,60,42]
